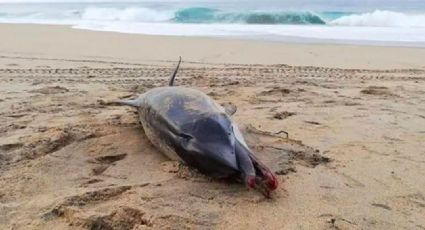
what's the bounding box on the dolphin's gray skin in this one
[111,58,278,196]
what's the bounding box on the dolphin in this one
[110,57,278,196]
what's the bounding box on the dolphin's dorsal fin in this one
[168,56,182,86]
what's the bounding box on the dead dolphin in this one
[110,57,278,196]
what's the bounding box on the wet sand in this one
[0,24,425,229]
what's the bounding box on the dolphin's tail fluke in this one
[168,56,182,86]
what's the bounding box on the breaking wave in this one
[75,7,425,27]
[173,7,326,24]
[79,7,328,25]
[2,5,425,28]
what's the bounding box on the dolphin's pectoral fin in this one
[221,102,237,116]
[100,99,141,107]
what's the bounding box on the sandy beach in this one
[1,23,425,229]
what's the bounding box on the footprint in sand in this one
[89,153,128,176]
[30,86,69,94]
[360,86,397,97]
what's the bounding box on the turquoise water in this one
[173,7,328,24]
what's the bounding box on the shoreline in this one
[1,23,425,69]
[76,25,425,48]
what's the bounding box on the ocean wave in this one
[77,7,425,27]
[173,7,326,24]
[330,10,425,27]
[1,4,425,28]
[79,7,327,25]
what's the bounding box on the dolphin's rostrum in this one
[111,57,278,197]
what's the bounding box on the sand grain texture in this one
[1,24,425,230]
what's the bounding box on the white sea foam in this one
[330,10,425,27]
[81,7,173,22]
[73,21,425,43]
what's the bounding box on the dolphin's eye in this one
[228,125,233,136]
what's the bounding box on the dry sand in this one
[0,24,425,230]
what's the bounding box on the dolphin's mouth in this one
[250,157,279,198]
[254,171,278,198]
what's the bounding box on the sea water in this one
[1,0,425,46]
